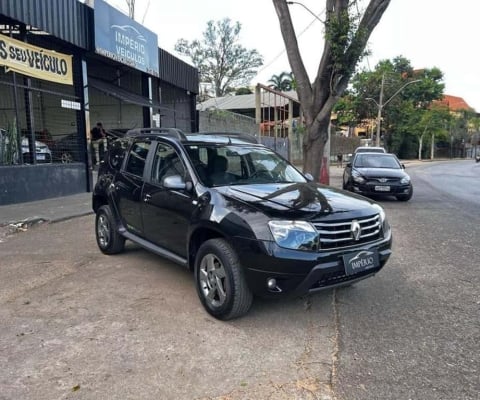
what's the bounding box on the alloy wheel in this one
[97,213,110,248]
[199,253,227,308]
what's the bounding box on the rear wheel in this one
[95,205,125,254]
[195,238,253,320]
[60,151,74,163]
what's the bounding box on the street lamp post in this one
[366,75,421,147]
[286,1,324,23]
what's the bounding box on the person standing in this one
[90,122,106,166]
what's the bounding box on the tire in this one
[396,187,413,201]
[60,151,74,164]
[194,238,253,320]
[95,205,125,254]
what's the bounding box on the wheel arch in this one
[188,226,227,271]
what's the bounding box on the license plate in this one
[36,154,46,160]
[343,250,379,275]
[375,185,390,192]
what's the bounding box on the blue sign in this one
[94,0,159,77]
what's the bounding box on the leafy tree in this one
[268,71,295,91]
[175,18,264,97]
[334,56,445,158]
[416,105,451,160]
[235,87,253,95]
[273,0,391,181]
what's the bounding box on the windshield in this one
[184,144,306,187]
[354,154,401,169]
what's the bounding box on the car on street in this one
[343,152,413,201]
[354,146,386,153]
[93,128,393,320]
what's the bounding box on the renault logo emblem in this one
[351,221,361,241]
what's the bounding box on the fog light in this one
[267,278,277,290]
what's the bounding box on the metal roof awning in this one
[88,77,174,112]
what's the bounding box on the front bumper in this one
[235,234,392,297]
[352,182,411,196]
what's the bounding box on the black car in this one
[93,128,392,320]
[51,129,128,164]
[343,152,413,201]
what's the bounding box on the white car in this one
[354,146,386,153]
[21,137,52,163]
[0,129,52,164]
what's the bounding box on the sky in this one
[105,0,480,111]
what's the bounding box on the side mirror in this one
[346,162,352,168]
[109,150,125,171]
[304,173,314,182]
[163,175,187,190]
[402,163,406,169]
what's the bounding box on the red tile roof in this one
[434,95,473,111]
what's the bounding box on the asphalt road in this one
[335,160,480,400]
[0,160,478,399]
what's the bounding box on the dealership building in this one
[0,0,199,205]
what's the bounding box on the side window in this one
[152,143,186,185]
[125,141,150,177]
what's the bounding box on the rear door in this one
[115,140,151,236]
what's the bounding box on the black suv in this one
[93,128,392,320]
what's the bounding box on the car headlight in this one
[352,170,366,184]
[372,204,390,236]
[268,220,319,251]
[400,175,411,184]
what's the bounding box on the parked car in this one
[343,152,413,201]
[21,136,52,163]
[51,132,84,163]
[93,128,393,320]
[51,129,128,164]
[0,128,52,164]
[354,146,386,153]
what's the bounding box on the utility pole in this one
[367,76,421,147]
[375,73,385,147]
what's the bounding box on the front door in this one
[141,142,196,257]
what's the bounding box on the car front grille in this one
[312,214,382,250]
[367,177,400,184]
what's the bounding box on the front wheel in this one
[95,205,125,254]
[194,238,253,320]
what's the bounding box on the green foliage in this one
[0,118,19,164]
[174,18,263,97]
[268,71,295,91]
[323,2,373,86]
[336,56,446,157]
[235,87,253,95]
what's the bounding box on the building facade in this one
[0,0,198,205]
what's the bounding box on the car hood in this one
[354,167,407,178]
[214,182,376,218]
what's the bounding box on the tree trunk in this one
[430,132,435,160]
[303,115,330,182]
[418,134,423,161]
[272,0,391,183]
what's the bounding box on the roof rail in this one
[126,128,187,140]
[195,131,259,144]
